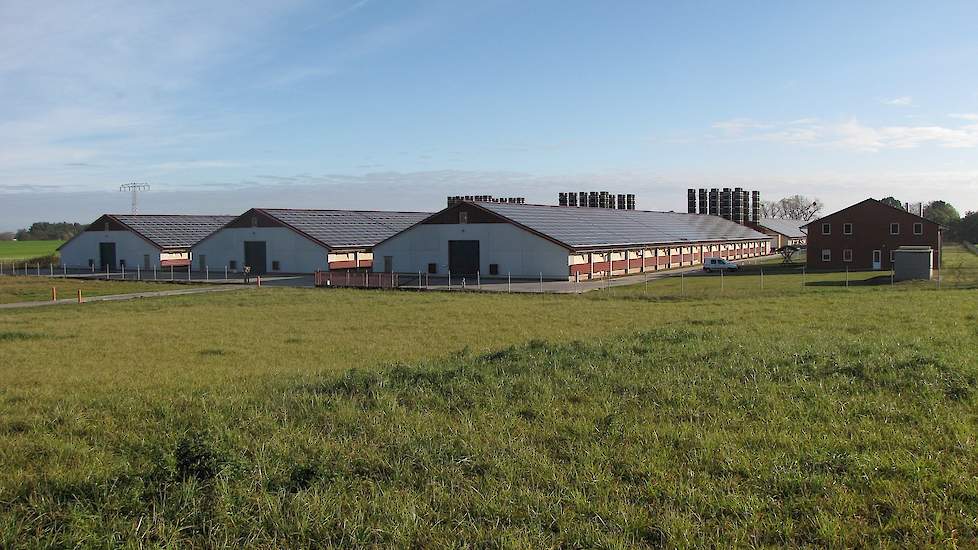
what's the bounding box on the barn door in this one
[99,242,116,270]
[244,241,267,275]
[448,240,480,275]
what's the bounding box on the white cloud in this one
[882,96,914,106]
[712,116,978,152]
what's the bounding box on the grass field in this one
[0,276,179,304]
[1,246,977,546]
[0,240,63,262]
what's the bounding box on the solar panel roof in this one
[260,209,429,249]
[472,202,771,249]
[111,214,236,249]
[755,218,807,238]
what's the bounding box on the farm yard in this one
[1,247,977,546]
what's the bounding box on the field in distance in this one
[0,240,63,261]
[1,245,977,546]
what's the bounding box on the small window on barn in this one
[890,223,900,235]
[822,223,831,235]
[271,261,280,271]
[843,223,853,235]
[459,211,468,224]
[428,262,437,274]
[843,249,853,262]
[104,222,110,231]
[913,222,923,235]
[821,249,831,262]
[251,216,258,227]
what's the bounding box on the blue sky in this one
[2,0,978,228]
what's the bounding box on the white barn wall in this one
[193,227,329,273]
[373,223,571,279]
[59,231,160,269]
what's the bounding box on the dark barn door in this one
[244,241,267,275]
[99,242,116,270]
[448,240,480,275]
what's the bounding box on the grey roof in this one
[261,209,429,249]
[473,202,771,249]
[112,214,236,249]
[755,218,807,238]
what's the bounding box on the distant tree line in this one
[1,222,84,241]
[760,195,825,221]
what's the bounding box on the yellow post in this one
[257,275,261,287]
[77,289,83,303]
[51,287,57,301]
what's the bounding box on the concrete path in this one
[0,285,251,310]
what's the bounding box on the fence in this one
[314,270,400,289]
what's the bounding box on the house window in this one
[890,223,900,235]
[428,262,437,274]
[822,223,831,235]
[822,249,831,262]
[843,249,853,262]
[489,263,499,275]
[271,260,280,271]
[459,211,468,224]
[843,223,853,235]
[913,222,923,235]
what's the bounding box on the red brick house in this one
[804,198,942,271]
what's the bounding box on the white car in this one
[703,257,739,273]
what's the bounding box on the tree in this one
[952,211,978,243]
[0,232,14,241]
[880,196,903,209]
[760,195,824,221]
[922,200,960,228]
[14,222,83,241]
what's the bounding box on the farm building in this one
[192,208,429,274]
[804,198,942,271]
[58,214,235,270]
[372,201,773,280]
[749,218,807,249]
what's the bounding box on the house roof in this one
[755,218,807,238]
[253,208,430,249]
[403,201,770,250]
[59,214,236,251]
[803,198,943,229]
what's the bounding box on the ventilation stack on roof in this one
[698,189,707,214]
[578,192,587,207]
[720,188,732,220]
[626,194,636,210]
[617,194,627,210]
[687,189,697,214]
[751,190,760,223]
[732,187,743,223]
[709,188,719,215]
[559,192,569,207]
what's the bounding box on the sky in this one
[2,0,978,229]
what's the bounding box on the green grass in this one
[0,276,179,304]
[1,256,978,546]
[0,240,63,261]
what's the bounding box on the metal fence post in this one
[225,265,228,280]
[171,265,174,281]
[36,263,40,276]
[206,266,209,281]
[49,263,53,276]
[137,265,141,281]
[448,270,452,290]
[540,272,543,294]
[477,270,481,290]
[508,272,511,293]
